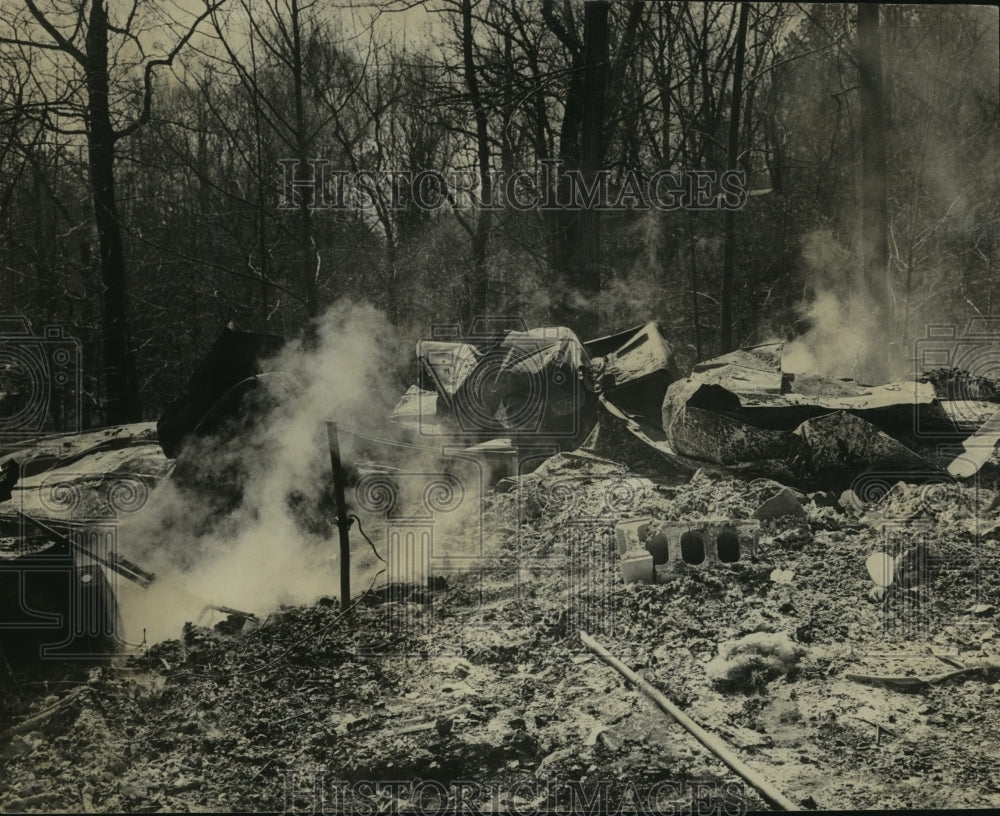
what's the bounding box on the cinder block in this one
[621,549,655,584]
[651,518,759,576]
[644,530,670,565]
[615,517,652,555]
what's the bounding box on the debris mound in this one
[705,631,804,692]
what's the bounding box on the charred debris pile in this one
[391,319,1000,491]
[3,320,1000,663]
[3,322,1000,811]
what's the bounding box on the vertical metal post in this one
[326,421,351,612]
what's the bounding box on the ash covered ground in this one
[3,456,1000,813]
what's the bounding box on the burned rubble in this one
[3,448,999,811]
[0,425,170,662]
[2,321,1000,811]
[392,322,1000,498]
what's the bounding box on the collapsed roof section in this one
[659,342,941,473]
[585,322,683,424]
[403,328,1000,488]
[154,321,684,463]
[670,342,937,421]
[416,340,479,416]
[152,319,1000,489]
[403,322,682,450]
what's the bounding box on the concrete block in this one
[615,517,651,555]
[621,549,654,584]
[650,518,760,574]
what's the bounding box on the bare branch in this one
[114,1,225,141]
[541,0,581,55]
[23,0,86,65]
[0,35,72,53]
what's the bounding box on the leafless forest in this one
[0,1,996,419]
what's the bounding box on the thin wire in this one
[337,425,442,452]
[349,513,385,562]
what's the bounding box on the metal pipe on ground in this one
[580,630,802,811]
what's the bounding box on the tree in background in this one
[0,1,996,419]
[0,0,218,423]
[857,2,889,377]
[720,1,750,353]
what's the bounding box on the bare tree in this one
[720,1,749,353]
[857,2,889,377]
[208,0,352,331]
[460,0,492,322]
[0,0,220,423]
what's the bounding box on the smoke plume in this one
[783,230,900,383]
[116,301,413,645]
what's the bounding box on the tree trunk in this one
[720,1,749,354]
[290,0,319,325]
[858,2,890,379]
[689,213,702,361]
[248,30,273,331]
[574,0,610,338]
[461,0,491,323]
[541,0,584,305]
[85,0,140,424]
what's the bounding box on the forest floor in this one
[2,454,1000,813]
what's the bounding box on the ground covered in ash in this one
[3,459,1000,813]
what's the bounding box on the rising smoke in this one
[116,301,415,645]
[783,230,901,384]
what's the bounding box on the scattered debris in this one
[0,686,90,742]
[754,487,807,520]
[846,656,1000,691]
[866,552,896,588]
[395,720,438,736]
[0,459,18,503]
[0,423,169,659]
[893,543,932,588]
[620,550,654,585]
[581,630,801,811]
[197,605,259,622]
[948,406,1000,478]
[838,489,864,514]
[1,444,999,811]
[18,511,155,589]
[807,490,837,507]
[792,411,937,483]
[705,632,804,692]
